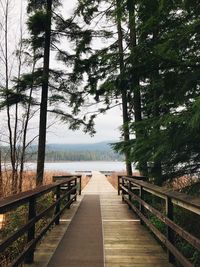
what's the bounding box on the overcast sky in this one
[47,0,123,144]
[0,0,123,145]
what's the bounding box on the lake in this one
[24,161,127,173]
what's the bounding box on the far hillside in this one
[44,142,124,161]
[46,141,115,152]
[0,141,124,162]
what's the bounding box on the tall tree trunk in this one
[19,60,36,192]
[151,28,162,185]
[116,0,132,176]
[4,0,16,193]
[36,0,52,186]
[151,75,162,185]
[17,7,33,193]
[127,0,148,176]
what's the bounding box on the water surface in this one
[24,161,127,173]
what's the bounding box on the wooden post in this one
[128,181,132,209]
[122,178,125,201]
[166,196,175,263]
[68,180,71,209]
[25,197,36,264]
[139,186,144,225]
[79,176,82,195]
[118,176,120,195]
[55,185,61,225]
[74,178,77,201]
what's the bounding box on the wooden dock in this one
[88,172,171,267]
[1,170,199,266]
[28,171,171,267]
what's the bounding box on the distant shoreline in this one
[3,160,124,163]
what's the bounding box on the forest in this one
[0,0,199,191]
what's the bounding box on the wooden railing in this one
[0,176,80,267]
[118,176,200,267]
[53,174,82,195]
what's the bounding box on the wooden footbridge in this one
[0,172,199,267]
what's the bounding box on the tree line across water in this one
[0,147,123,162]
[0,0,199,193]
[45,150,123,161]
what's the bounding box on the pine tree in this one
[130,0,200,184]
[27,0,54,185]
[56,0,135,175]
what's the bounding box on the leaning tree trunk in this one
[116,0,132,176]
[36,0,52,186]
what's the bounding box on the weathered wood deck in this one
[86,172,171,267]
[27,171,172,267]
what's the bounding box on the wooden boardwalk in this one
[84,172,171,267]
[28,171,172,267]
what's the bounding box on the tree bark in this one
[19,60,36,192]
[36,0,52,186]
[127,0,148,176]
[116,0,132,176]
[4,0,16,193]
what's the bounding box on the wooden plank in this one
[100,191,172,267]
[82,171,172,267]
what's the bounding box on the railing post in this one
[166,196,175,263]
[68,180,71,209]
[122,178,125,201]
[128,181,132,209]
[118,176,120,195]
[25,196,36,264]
[79,176,82,195]
[139,186,144,225]
[55,185,61,225]
[74,178,77,201]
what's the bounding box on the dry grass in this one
[81,174,91,189]
[1,171,91,198]
[107,171,141,189]
[165,175,199,190]
[0,171,69,198]
[107,171,198,192]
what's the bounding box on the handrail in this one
[0,176,80,266]
[118,175,200,267]
[118,176,200,215]
[53,175,82,195]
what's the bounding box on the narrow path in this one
[47,195,104,267]
[83,171,172,267]
[82,171,116,194]
[42,171,172,267]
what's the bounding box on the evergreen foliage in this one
[128,0,200,183]
[60,0,200,185]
